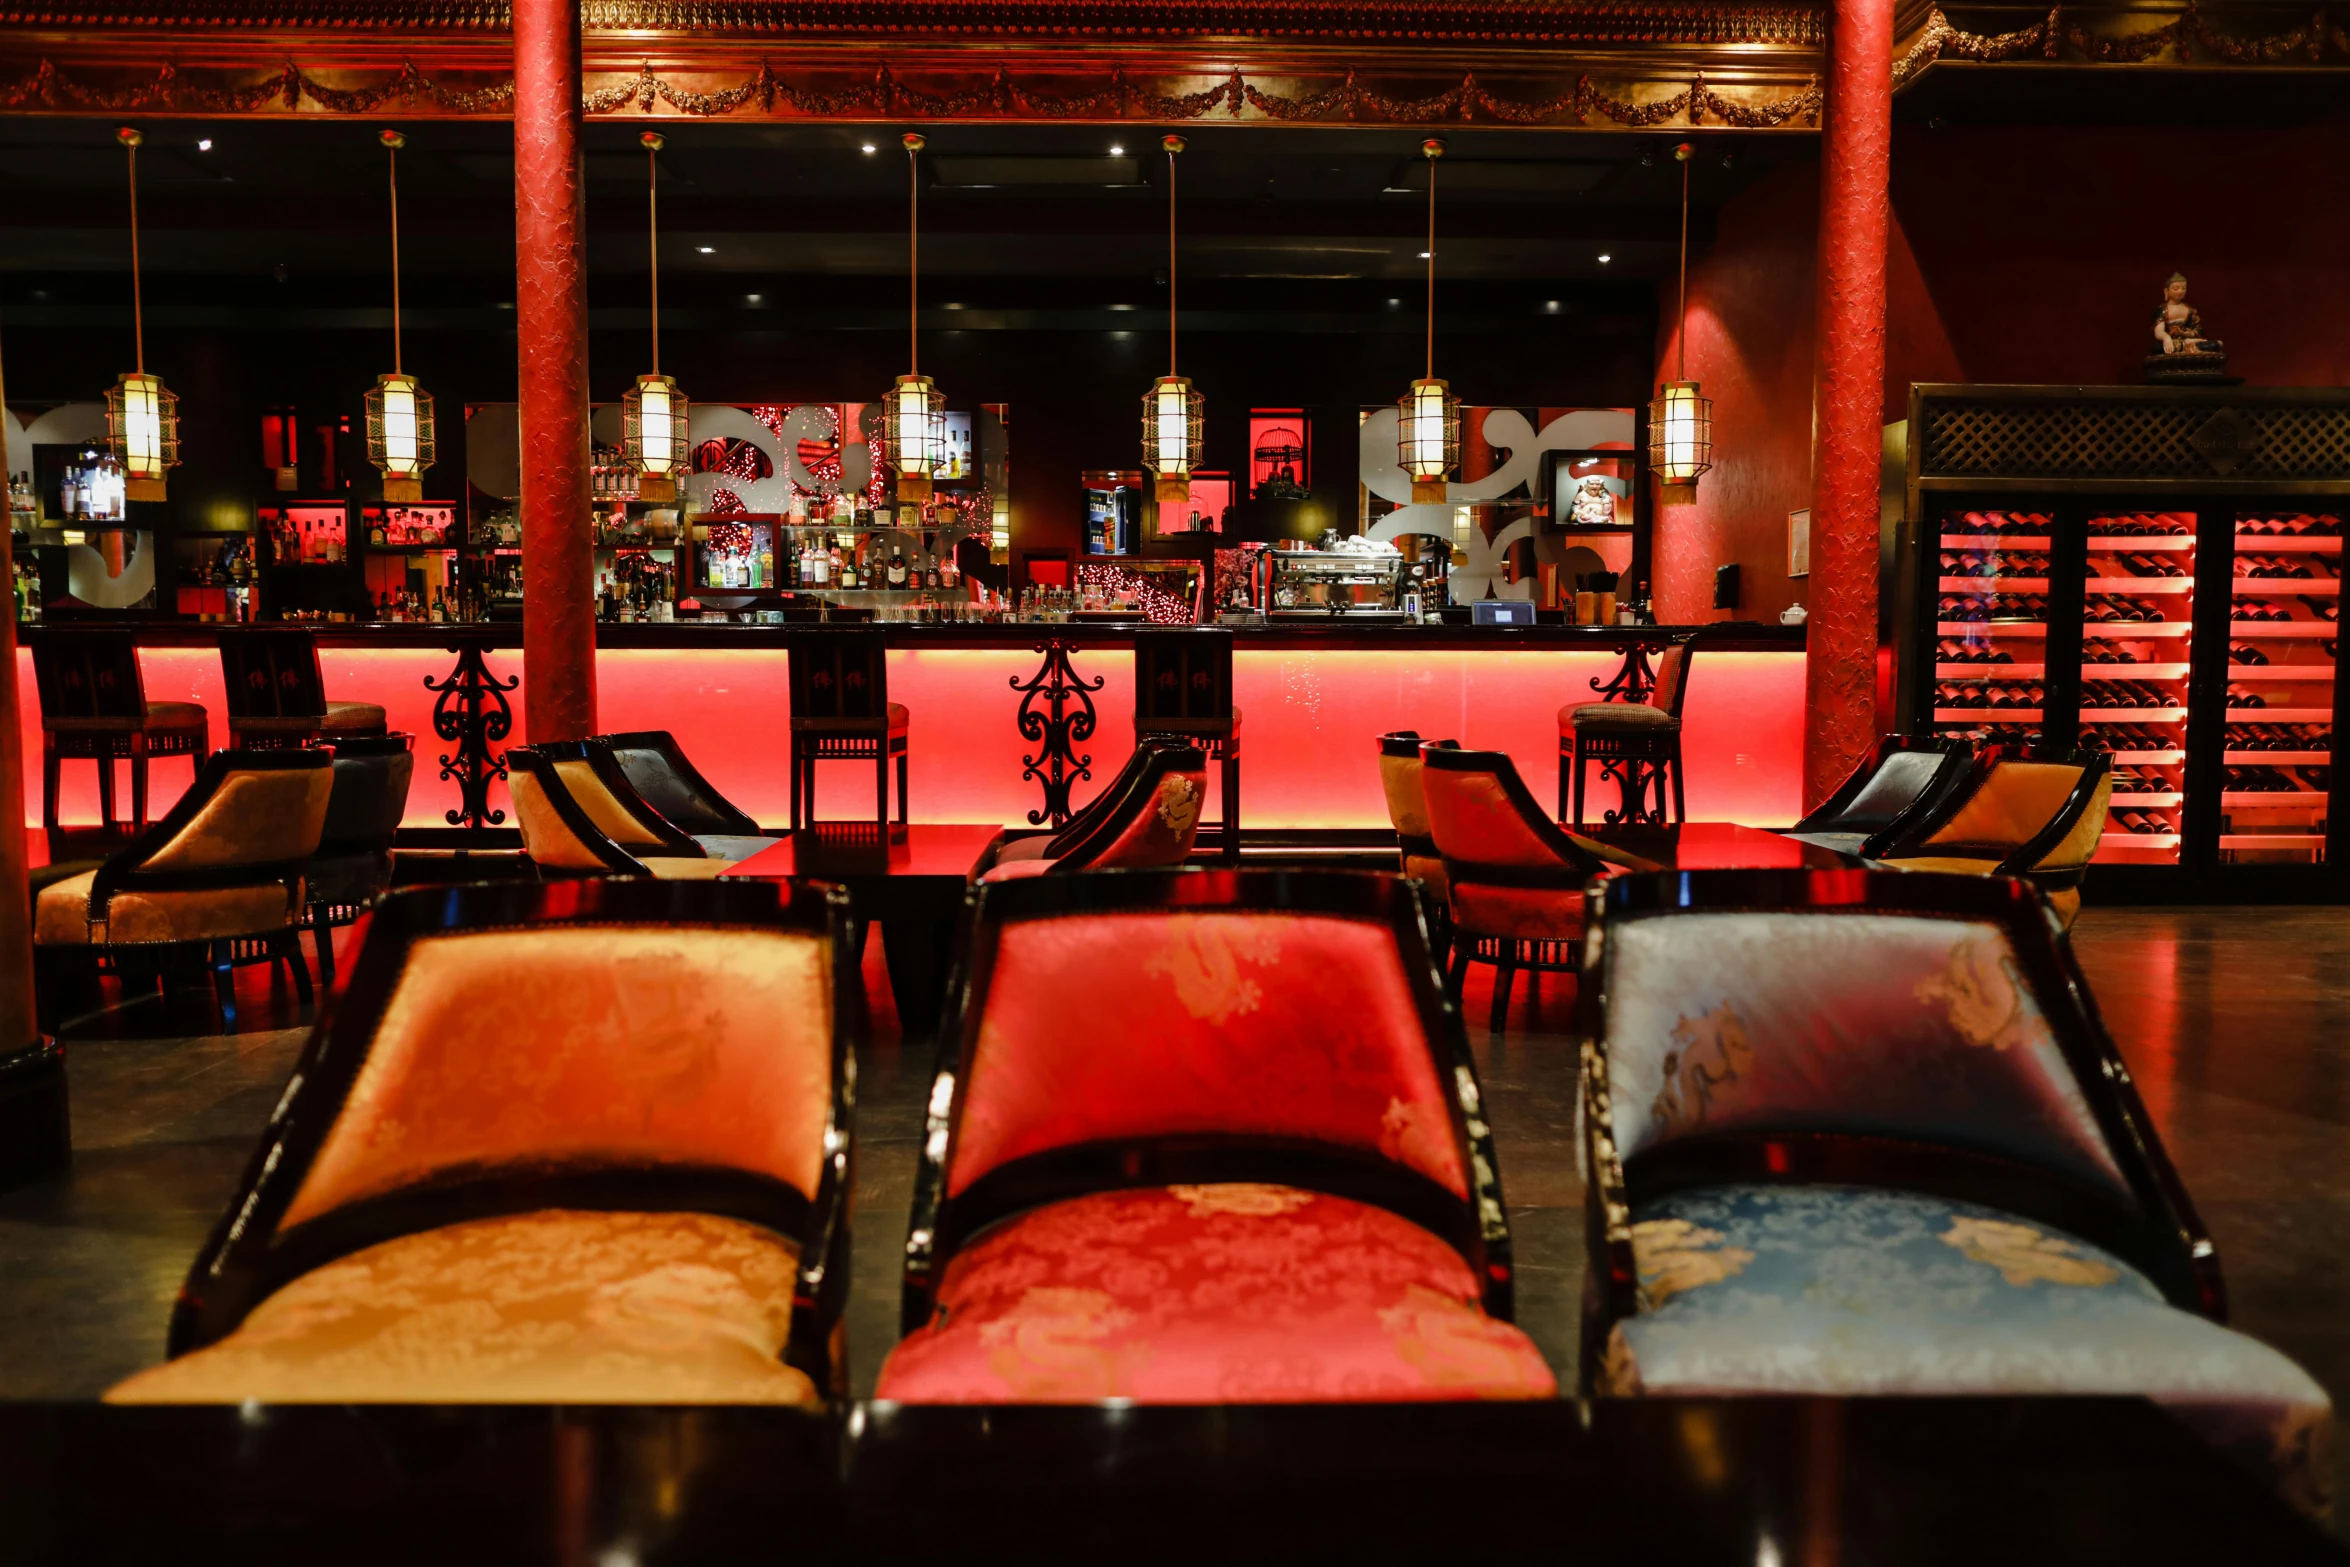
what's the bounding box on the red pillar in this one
[1803,0,1892,807]
[514,0,597,741]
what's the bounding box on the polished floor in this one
[3,906,2346,1535]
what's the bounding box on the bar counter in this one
[16,619,1806,834]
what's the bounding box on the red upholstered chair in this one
[1420,741,1635,1035]
[507,742,741,879]
[218,627,389,750]
[789,629,908,831]
[107,877,860,1406]
[1376,728,1451,960]
[976,740,1207,883]
[32,628,210,835]
[877,869,1555,1404]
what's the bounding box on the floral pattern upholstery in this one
[1450,882,1587,942]
[106,1210,818,1407]
[1601,1183,2334,1518]
[878,1185,1555,1403]
[280,926,833,1229]
[950,912,1465,1199]
[1603,912,2129,1200]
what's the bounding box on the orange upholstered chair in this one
[876,869,1555,1404]
[106,877,860,1406]
[1420,741,1637,1034]
[1884,745,2114,928]
[1376,728,1451,958]
[33,747,332,1033]
[507,742,742,879]
[977,740,1207,883]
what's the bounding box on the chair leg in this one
[210,939,239,1035]
[1558,739,1571,824]
[1490,954,1516,1036]
[1668,738,1687,825]
[41,736,60,833]
[897,747,909,828]
[96,752,117,831]
[1571,739,1589,828]
[1446,941,1472,1003]
[281,930,314,1006]
[1221,747,1240,863]
[309,905,336,987]
[875,749,889,831]
[131,733,150,833]
[789,739,803,831]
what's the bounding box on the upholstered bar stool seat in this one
[42,699,210,738]
[1560,631,1721,828]
[109,1209,817,1407]
[878,1184,1554,1403]
[1560,701,1679,732]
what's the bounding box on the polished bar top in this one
[18,618,1806,654]
[0,1397,2331,1562]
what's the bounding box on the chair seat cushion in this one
[1602,1183,2333,1514]
[877,1184,1555,1404]
[321,701,389,735]
[1139,706,1240,738]
[46,699,210,736]
[1882,854,2004,876]
[791,702,909,735]
[978,856,1061,884]
[34,869,298,946]
[1449,880,1588,942]
[691,835,781,863]
[105,1210,818,1407]
[1562,701,1679,734]
[1779,829,1871,857]
[643,856,739,880]
[1401,851,1450,900]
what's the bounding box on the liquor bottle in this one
[758,538,775,588]
[887,550,909,589]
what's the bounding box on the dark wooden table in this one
[723,823,1001,1038]
[1584,820,1860,871]
[0,1397,2335,1563]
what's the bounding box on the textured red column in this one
[514,0,597,741]
[1803,0,1892,807]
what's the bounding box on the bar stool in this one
[1559,630,1706,828]
[219,627,389,749]
[32,630,211,835]
[788,629,908,831]
[1133,628,1240,862]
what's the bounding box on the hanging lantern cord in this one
[119,127,144,374]
[381,130,406,376]
[643,131,664,376]
[1422,138,1443,382]
[905,132,925,377]
[1675,141,1692,382]
[1165,135,1183,378]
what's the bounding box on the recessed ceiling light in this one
[1385,298,1402,309]
[861,142,877,154]
[745,293,765,305]
[698,246,714,254]
[1598,253,1613,263]
[1418,251,1432,259]
[1109,144,1125,156]
[1544,300,1561,312]
[197,138,213,151]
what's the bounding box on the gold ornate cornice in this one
[1894,2,2348,85]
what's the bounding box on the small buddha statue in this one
[2145,272,2235,383]
[1569,476,1619,529]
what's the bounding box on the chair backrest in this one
[217,628,328,723]
[1040,735,1188,856]
[507,745,693,874]
[1791,734,1977,852]
[318,735,416,856]
[1045,743,1207,871]
[1912,747,2113,873]
[1133,628,1235,733]
[602,729,762,837]
[164,877,860,1387]
[788,629,891,727]
[1648,641,1689,715]
[1376,730,1434,850]
[908,870,1512,1323]
[104,748,333,879]
[1419,743,1612,880]
[31,630,147,723]
[1580,868,2216,1314]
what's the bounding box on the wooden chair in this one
[789,630,908,831]
[1780,734,1980,860]
[1133,628,1240,862]
[974,741,1207,883]
[1882,744,2114,928]
[106,877,860,1407]
[32,629,210,835]
[1578,868,2333,1518]
[601,728,780,862]
[218,627,388,750]
[506,743,738,880]
[1375,729,1451,960]
[878,868,1553,1404]
[1558,630,1714,828]
[32,748,332,1033]
[304,735,415,986]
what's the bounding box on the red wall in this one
[1653,117,2350,626]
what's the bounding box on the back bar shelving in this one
[1894,384,2350,899]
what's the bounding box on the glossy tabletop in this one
[721,822,1003,883]
[1586,820,1858,871]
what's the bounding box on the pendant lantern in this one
[623,131,690,502]
[105,127,179,502]
[365,129,437,501]
[1397,139,1460,505]
[1140,135,1204,504]
[1648,142,1714,500]
[881,132,946,506]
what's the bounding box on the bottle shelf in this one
[2109,749,2187,764]
[2220,834,2327,850]
[2080,707,2189,721]
[2228,666,2335,680]
[2232,535,2342,552]
[2111,792,2185,808]
[1935,621,2050,635]
[2086,537,2196,551]
[2234,577,2339,594]
[2083,662,2192,679]
[2220,708,2335,723]
[2084,622,2193,639]
[1939,577,2050,593]
[1941,535,2052,550]
[2099,832,2181,850]
[2083,577,2193,593]
[2223,621,2337,637]
[1937,663,2044,678]
[2222,791,2329,806]
[2225,749,2331,764]
[1935,708,2043,723]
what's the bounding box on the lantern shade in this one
[1647,379,1714,496]
[105,371,179,502]
[1398,377,1459,505]
[624,373,691,502]
[881,373,946,502]
[365,372,437,501]
[1141,375,1204,503]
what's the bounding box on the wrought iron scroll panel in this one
[424,641,518,830]
[1012,639,1104,828]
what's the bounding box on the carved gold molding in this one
[1894,2,2347,85]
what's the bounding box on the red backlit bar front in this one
[15,623,1804,833]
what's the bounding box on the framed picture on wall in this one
[1788,507,1811,577]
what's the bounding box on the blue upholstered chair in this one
[1578,868,2334,1519]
